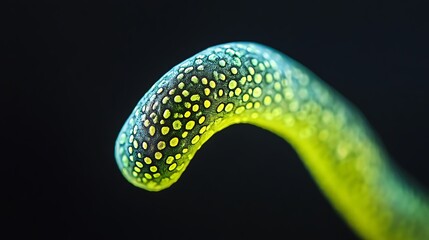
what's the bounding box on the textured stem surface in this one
[115,42,429,240]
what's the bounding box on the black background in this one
[6,0,429,239]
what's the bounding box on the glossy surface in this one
[115,42,429,240]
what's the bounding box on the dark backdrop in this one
[6,0,429,239]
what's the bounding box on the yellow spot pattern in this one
[116,44,429,240]
[170,137,179,147]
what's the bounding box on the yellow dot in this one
[184,102,191,108]
[154,152,163,160]
[132,171,138,177]
[204,100,211,108]
[209,81,216,88]
[144,173,152,179]
[150,166,158,173]
[157,141,166,150]
[134,166,141,172]
[153,173,161,178]
[248,67,255,75]
[239,76,246,85]
[166,156,174,164]
[170,137,179,147]
[235,106,245,114]
[198,116,206,124]
[219,73,226,81]
[254,73,262,84]
[218,89,224,96]
[183,148,189,153]
[136,161,143,168]
[184,67,193,73]
[266,73,273,83]
[172,120,182,130]
[228,80,237,90]
[178,82,185,89]
[191,76,199,83]
[144,157,152,164]
[246,102,253,109]
[175,153,181,159]
[182,90,189,97]
[264,96,272,105]
[251,58,258,66]
[186,120,195,130]
[144,119,150,127]
[259,63,265,71]
[242,94,250,102]
[162,96,169,104]
[228,91,234,97]
[177,73,184,80]
[219,60,226,67]
[174,95,182,103]
[253,87,262,98]
[192,104,199,112]
[142,141,148,149]
[161,126,170,135]
[204,88,211,96]
[163,109,171,119]
[191,135,200,144]
[184,111,191,118]
[202,77,208,84]
[234,88,242,96]
[225,103,234,112]
[199,126,206,134]
[182,131,188,138]
[137,152,142,158]
[275,93,282,102]
[217,103,225,112]
[133,139,138,149]
[149,126,156,136]
[231,67,238,74]
[274,81,281,91]
[168,163,177,171]
[190,94,200,101]
[254,102,261,109]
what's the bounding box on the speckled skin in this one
[115,42,429,240]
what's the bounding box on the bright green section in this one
[115,42,429,240]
